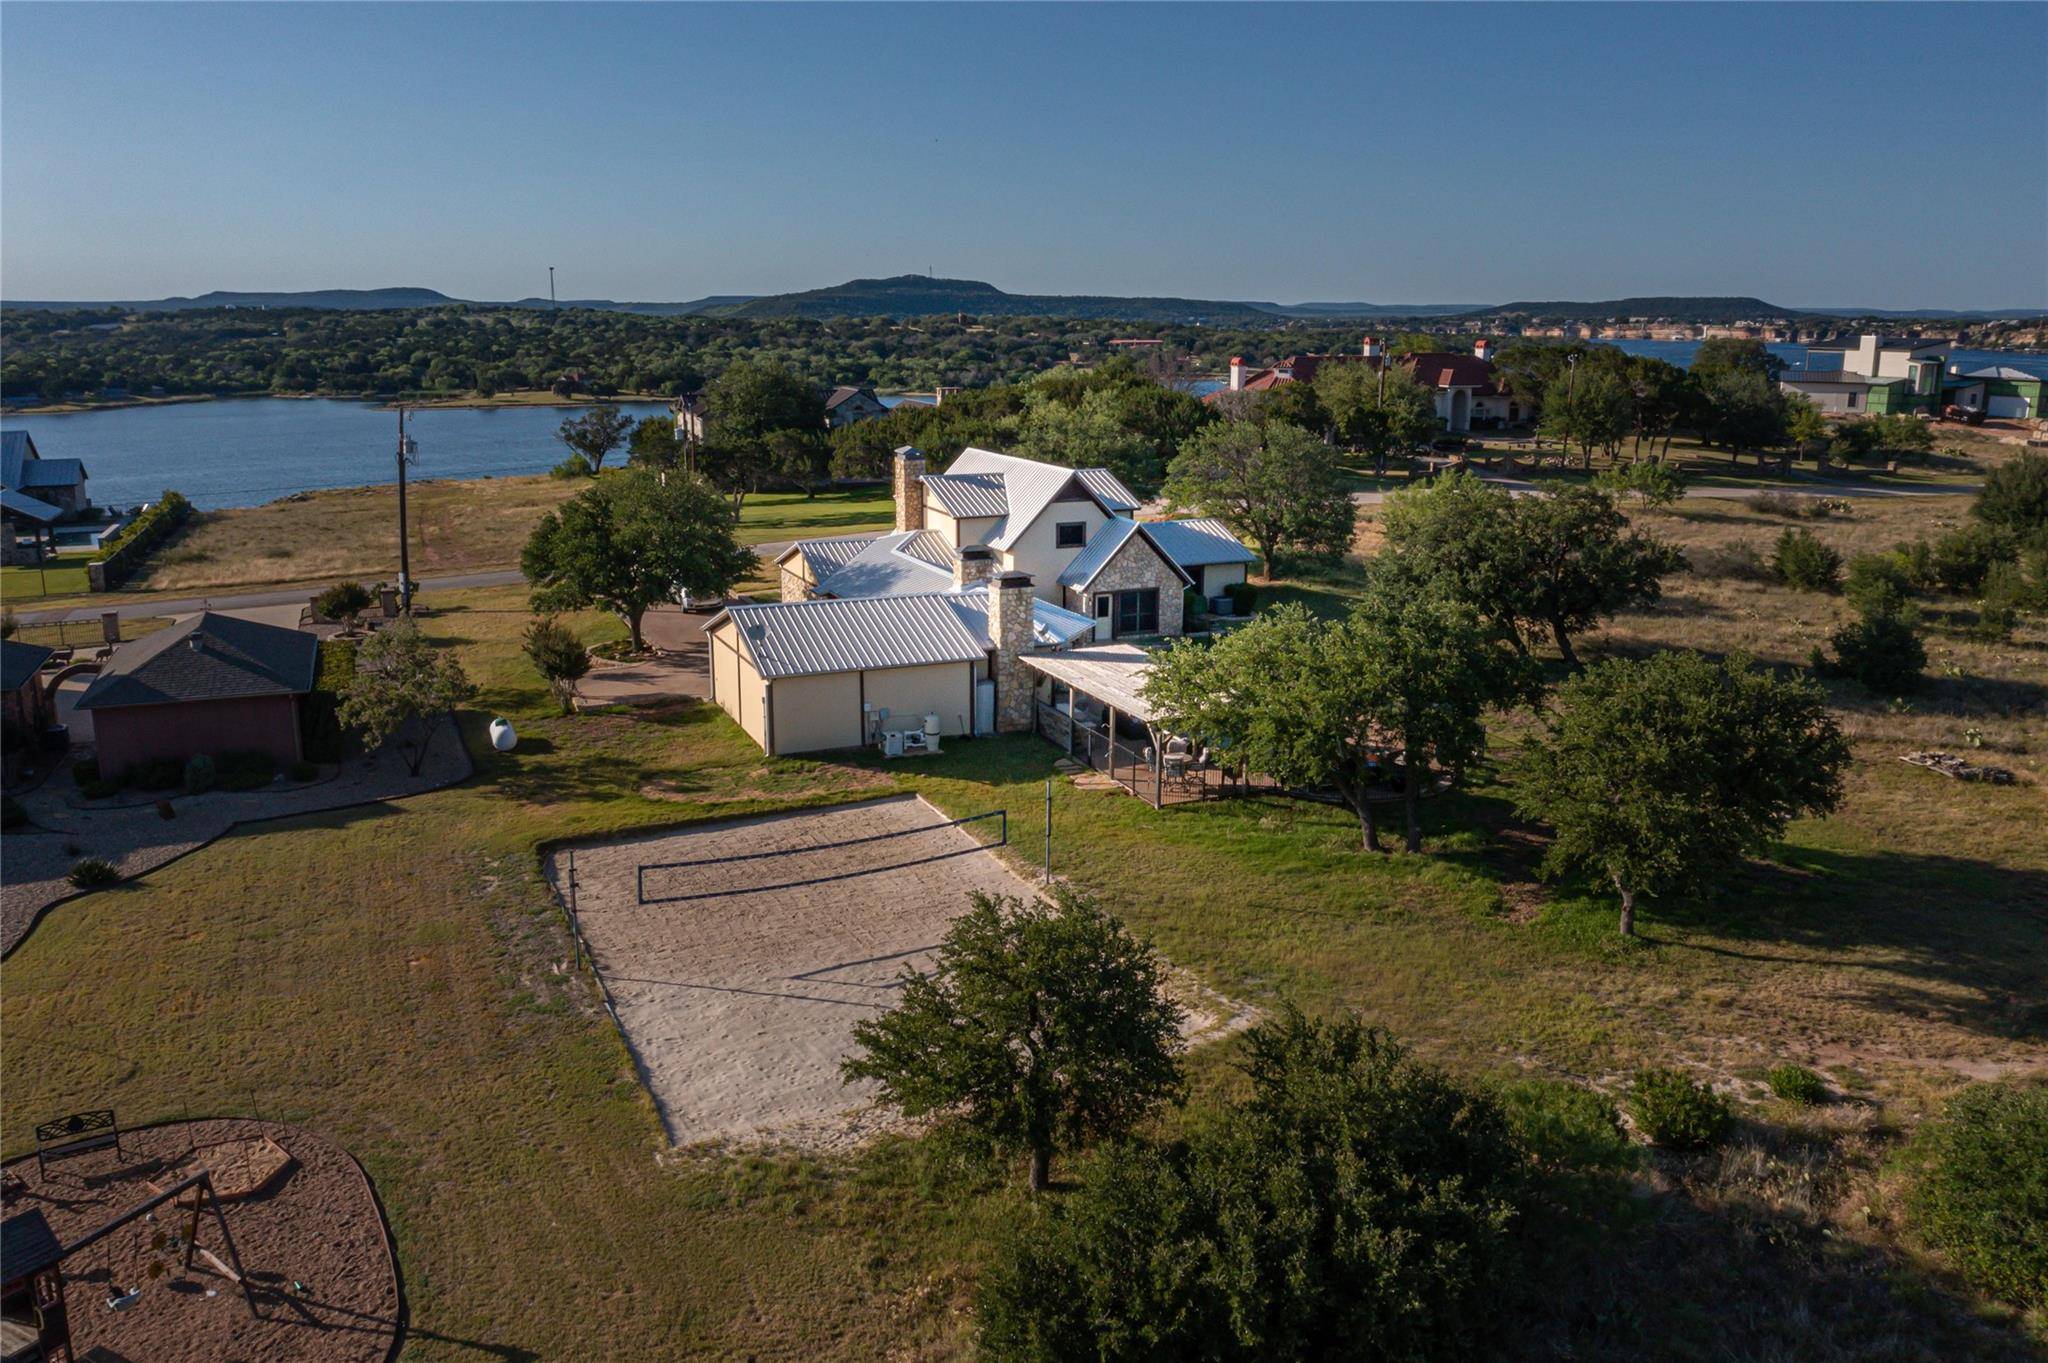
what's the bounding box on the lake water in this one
[0,398,672,512]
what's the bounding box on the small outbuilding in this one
[1,638,57,751]
[75,612,320,779]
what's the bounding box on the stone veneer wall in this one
[990,572,1038,732]
[779,560,813,602]
[1074,534,1187,637]
[892,449,927,532]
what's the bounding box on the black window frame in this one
[1115,588,1159,635]
[1055,520,1088,549]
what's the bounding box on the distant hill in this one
[725,274,1291,323]
[4,288,756,316]
[1473,296,1797,323]
[1263,300,1481,318]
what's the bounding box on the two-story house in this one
[1,431,89,564]
[1779,335,1947,415]
[705,446,1256,754]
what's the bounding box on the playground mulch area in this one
[2,1118,398,1363]
[549,795,1040,1151]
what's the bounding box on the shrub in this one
[1973,449,2048,535]
[1494,1076,1634,1178]
[1771,528,1841,591]
[1182,586,1206,623]
[87,490,194,589]
[1751,489,1805,518]
[290,759,319,781]
[1973,560,2029,641]
[1843,551,1917,617]
[522,615,592,715]
[1627,1068,1732,1149]
[314,580,374,623]
[1765,1063,1828,1104]
[1907,1080,2048,1310]
[0,795,26,829]
[976,1009,1531,1363]
[300,638,357,763]
[1927,522,2014,595]
[1593,461,1687,508]
[1688,542,1773,583]
[550,454,593,479]
[71,757,100,786]
[67,857,119,888]
[78,779,122,801]
[182,753,216,795]
[1225,580,1258,613]
[1893,536,1936,589]
[1819,608,1925,693]
[125,758,185,791]
[215,751,277,791]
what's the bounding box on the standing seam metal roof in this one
[1138,517,1259,569]
[715,588,1098,679]
[921,472,1010,519]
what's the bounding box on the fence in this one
[633,807,1008,906]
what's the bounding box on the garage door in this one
[1988,395,2032,419]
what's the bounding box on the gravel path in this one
[1,718,471,957]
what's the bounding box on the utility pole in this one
[396,407,416,613]
[549,266,557,310]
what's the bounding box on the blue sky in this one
[4,3,2043,310]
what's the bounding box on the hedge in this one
[87,490,193,591]
[300,638,358,763]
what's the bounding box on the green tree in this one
[1316,361,1438,474]
[976,1009,1530,1363]
[699,359,825,511]
[522,615,592,714]
[1349,573,1536,850]
[626,414,684,471]
[337,621,477,776]
[1624,355,1696,460]
[313,580,374,625]
[1698,370,1792,458]
[1144,604,1392,852]
[1785,397,1829,456]
[520,468,756,650]
[1973,449,2048,535]
[1252,378,1331,439]
[1160,419,1354,571]
[1539,367,1633,466]
[842,887,1185,1192]
[1512,651,1849,935]
[1691,337,1783,385]
[1017,386,1160,492]
[554,405,635,475]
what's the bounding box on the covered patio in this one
[1022,645,1272,808]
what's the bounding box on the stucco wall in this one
[864,661,980,740]
[708,620,768,748]
[93,693,303,777]
[1191,561,1248,598]
[1002,494,1110,603]
[769,672,863,754]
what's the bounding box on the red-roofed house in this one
[1207,337,1525,432]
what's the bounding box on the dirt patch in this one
[1,1118,399,1363]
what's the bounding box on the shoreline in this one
[2,389,674,416]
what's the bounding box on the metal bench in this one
[32,1109,123,1178]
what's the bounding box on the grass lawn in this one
[16,479,890,606]
[0,556,94,604]
[3,490,2044,1359]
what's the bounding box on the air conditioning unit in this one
[1210,595,1236,617]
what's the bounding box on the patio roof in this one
[1020,643,1160,723]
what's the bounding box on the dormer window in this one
[1056,522,1087,549]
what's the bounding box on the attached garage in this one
[1988,394,2032,419]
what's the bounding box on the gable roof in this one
[77,611,320,710]
[781,532,881,576]
[2,430,86,489]
[811,529,958,599]
[1074,468,1141,512]
[2,638,55,691]
[943,447,1122,551]
[922,471,1010,519]
[2,485,62,523]
[711,590,1094,680]
[1057,518,1197,591]
[1956,365,2042,382]
[1141,517,1259,570]
[824,385,883,410]
[1400,353,1501,394]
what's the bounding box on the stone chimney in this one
[1228,356,1246,391]
[1473,338,1495,363]
[989,570,1037,733]
[953,543,995,590]
[892,446,927,533]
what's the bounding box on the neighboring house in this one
[728,445,1257,755]
[670,393,706,448]
[1,431,89,516]
[75,612,320,777]
[1208,337,1523,431]
[1,639,57,750]
[1779,335,1946,415]
[1941,364,2043,421]
[1,431,88,563]
[823,385,890,429]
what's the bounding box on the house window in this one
[1056,521,1087,549]
[1115,589,1159,635]
[1094,595,1112,619]
[1846,392,1858,409]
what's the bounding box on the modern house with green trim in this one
[1941,365,2042,421]
[1779,335,1945,415]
